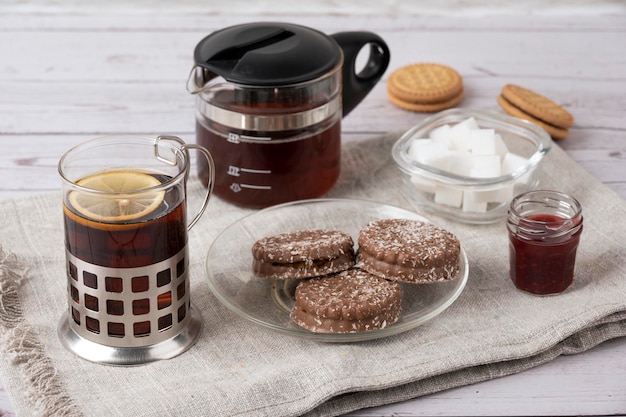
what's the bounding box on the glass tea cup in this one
[57,135,214,365]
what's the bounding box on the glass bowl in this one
[391,108,552,224]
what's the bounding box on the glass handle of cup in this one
[154,135,215,231]
[181,143,215,231]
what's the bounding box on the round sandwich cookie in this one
[497,94,569,140]
[387,63,464,113]
[497,84,573,140]
[357,219,461,284]
[252,229,356,280]
[290,268,402,333]
[387,88,464,113]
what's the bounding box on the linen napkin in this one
[1,132,625,417]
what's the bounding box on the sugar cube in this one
[469,128,496,156]
[471,154,501,178]
[469,185,515,203]
[429,124,452,147]
[502,152,531,183]
[462,192,488,213]
[445,150,474,176]
[456,117,480,131]
[407,138,430,161]
[501,152,529,174]
[407,138,448,169]
[449,117,479,151]
[434,184,463,207]
[494,133,509,158]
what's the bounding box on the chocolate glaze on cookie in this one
[252,229,356,280]
[290,269,402,333]
[357,219,460,283]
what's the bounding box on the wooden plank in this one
[1,2,625,31]
[3,20,626,82]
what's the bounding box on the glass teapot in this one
[187,22,390,208]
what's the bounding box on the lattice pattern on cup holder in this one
[66,248,190,348]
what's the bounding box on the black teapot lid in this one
[192,22,342,86]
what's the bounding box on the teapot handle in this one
[331,32,390,117]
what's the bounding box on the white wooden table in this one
[1,2,625,416]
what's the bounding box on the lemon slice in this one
[69,171,165,223]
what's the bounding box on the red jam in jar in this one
[507,190,583,295]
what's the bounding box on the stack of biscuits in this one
[497,84,574,140]
[386,63,464,113]
[251,219,461,334]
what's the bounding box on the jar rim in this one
[507,190,583,241]
[509,189,582,219]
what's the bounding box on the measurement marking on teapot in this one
[227,133,271,144]
[241,168,272,174]
[241,184,272,190]
[240,134,271,141]
[228,164,272,193]
[230,183,271,193]
[227,165,272,177]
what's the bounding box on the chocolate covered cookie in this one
[357,219,460,283]
[252,229,356,280]
[290,268,402,333]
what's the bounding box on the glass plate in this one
[205,198,469,342]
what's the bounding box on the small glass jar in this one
[507,190,583,295]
